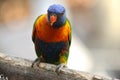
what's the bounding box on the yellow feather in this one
[59,55,67,64]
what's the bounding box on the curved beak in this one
[50,14,57,26]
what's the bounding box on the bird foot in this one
[31,58,41,68]
[55,63,67,74]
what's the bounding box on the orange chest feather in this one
[35,16,70,42]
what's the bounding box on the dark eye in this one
[60,13,64,16]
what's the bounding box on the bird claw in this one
[55,63,67,74]
[31,58,41,68]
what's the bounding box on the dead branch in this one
[0,53,116,80]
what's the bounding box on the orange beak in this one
[50,15,57,26]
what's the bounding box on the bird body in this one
[33,14,70,43]
[32,4,72,67]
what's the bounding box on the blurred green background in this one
[0,0,120,78]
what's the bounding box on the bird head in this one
[47,4,66,28]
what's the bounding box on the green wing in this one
[32,15,43,58]
[67,18,72,47]
[32,15,43,43]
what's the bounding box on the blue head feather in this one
[47,4,66,28]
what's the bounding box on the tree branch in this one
[0,53,116,80]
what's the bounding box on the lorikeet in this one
[31,4,72,72]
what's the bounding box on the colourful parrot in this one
[31,4,72,72]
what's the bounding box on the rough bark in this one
[0,53,117,80]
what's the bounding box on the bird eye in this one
[60,13,64,16]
